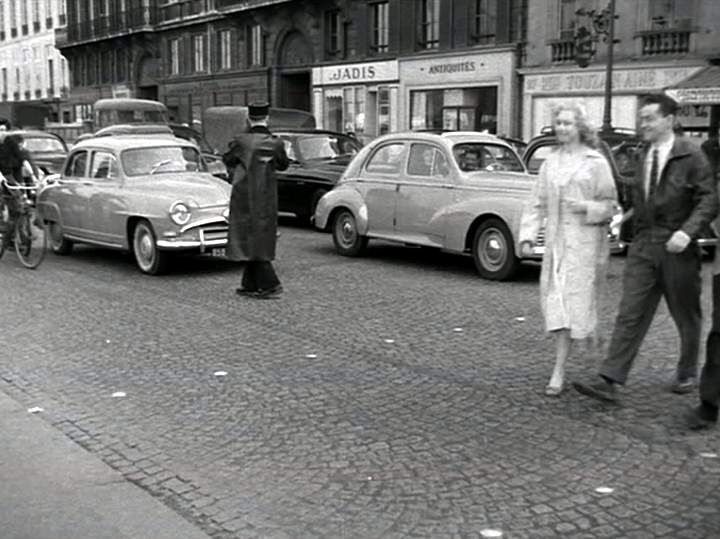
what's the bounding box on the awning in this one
[665,65,720,104]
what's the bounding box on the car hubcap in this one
[478,228,506,271]
[136,228,155,269]
[336,214,357,248]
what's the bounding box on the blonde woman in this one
[519,103,619,396]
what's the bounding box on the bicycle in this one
[0,175,47,269]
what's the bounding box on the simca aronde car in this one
[313,131,544,280]
[37,136,231,275]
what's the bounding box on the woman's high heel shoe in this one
[545,384,564,396]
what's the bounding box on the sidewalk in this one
[0,390,212,539]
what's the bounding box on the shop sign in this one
[401,51,515,84]
[666,88,720,105]
[313,61,398,86]
[524,66,703,94]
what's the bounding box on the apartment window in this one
[370,2,389,53]
[32,0,40,32]
[19,0,27,34]
[47,58,54,93]
[87,54,96,86]
[9,0,16,36]
[559,0,576,39]
[0,1,5,40]
[418,0,440,49]
[193,34,206,72]
[510,0,527,42]
[649,0,693,28]
[324,10,341,58]
[14,66,20,98]
[248,24,264,66]
[100,50,111,83]
[472,0,496,44]
[1,68,6,99]
[169,38,180,75]
[218,29,232,70]
[58,0,66,26]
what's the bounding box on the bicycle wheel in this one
[14,209,47,269]
[0,197,8,261]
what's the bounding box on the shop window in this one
[417,0,440,50]
[343,86,366,134]
[377,86,391,135]
[370,1,389,54]
[410,87,498,133]
[324,10,341,59]
[471,0,497,45]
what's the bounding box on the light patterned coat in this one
[520,147,618,339]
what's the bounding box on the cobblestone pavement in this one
[1,221,719,539]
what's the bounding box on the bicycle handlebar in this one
[0,174,41,191]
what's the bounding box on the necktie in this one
[648,148,659,200]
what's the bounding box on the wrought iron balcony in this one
[637,29,691,56]
[550,39,576,63]
[63,7,156,44]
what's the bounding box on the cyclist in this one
[0,132,33,249]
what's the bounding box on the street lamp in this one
[575,0,617,135]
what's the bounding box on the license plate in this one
[211,247,226,257]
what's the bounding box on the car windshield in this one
[121,146,205,176]
[453,143,525,173]
[295,134,360,160]
[24,136,66,153]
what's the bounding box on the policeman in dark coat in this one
[223,102,289,299]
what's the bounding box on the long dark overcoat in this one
[223,125,289,262]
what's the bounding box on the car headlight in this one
[169,201,192,225]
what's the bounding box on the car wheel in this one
[48,221,73,255]
[132,220,167,275]
[472,218,519,280]
[332,209,368,256]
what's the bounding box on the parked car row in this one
[28,114,649,279]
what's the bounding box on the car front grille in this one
[199,225,228,243]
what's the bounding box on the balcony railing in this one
[637,29,691,56]
[65,7,156,43]
[550,39,575,63]
[160,0,208,22]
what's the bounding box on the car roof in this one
[72,135,195,152]
[2,129,61,138]
[370,131,513,147]
[274,129,354,137]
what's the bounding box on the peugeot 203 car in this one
[37,136,231,275]
[313,131,543,280]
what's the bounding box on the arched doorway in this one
[276,31,313,111]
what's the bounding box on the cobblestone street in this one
[1,222,719,539]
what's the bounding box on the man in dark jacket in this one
[223,102,289,299]
[574,94,718,402]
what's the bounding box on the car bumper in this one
[156,218,228,252]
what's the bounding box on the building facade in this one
[0,0,70,122]
[520,0,720,140]
[58,0,528,137]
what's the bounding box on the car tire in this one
[472,218,519,281]
[332,209,368,257]
[132,220,167,275]
[48,221,73,255]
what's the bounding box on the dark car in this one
[9,130,69,176]
[167,123,227,181]
[275,129,363,223]
[522,128,641,250]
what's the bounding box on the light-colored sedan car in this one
[37,135,231,275]
[313,131,543,280]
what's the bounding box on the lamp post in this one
[575,0,617,135]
